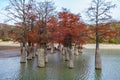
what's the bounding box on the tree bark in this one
[27,46,33,60]
[95,27,102,70]
[78,45,83,53]
[45,50,48,63]
[68,48,74,69]
[20,47,26,63]
[38,48,45,68]
[74,47,79,56]
[36,49,39,56]
[95,50,102,70]
[64,47,69,61]
[62,47,65,55]
[78,48,83,53]
[32,44,37,58]
[58,44,63,52]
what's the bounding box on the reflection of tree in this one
[17,63,26,80]
[95,70,102,80]
[62,69,74,80]
[37,68,46,80]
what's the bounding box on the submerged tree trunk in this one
[32,47,36,58]
[35,44,39,56]
[64,47,69,61]
[38,48,45,68]
[68,48,74,69]
[32,44,37,58]
[51,44,54,53]
[74,47,79,56]
[95,50,101,70]
[78,48,83,53]
[20,47,26,63]
[62,46,65,55]
[27,46,33,60]
[78,45,83,53]
[95,27,102,70]
[95,43,102,69]
[58,44,63,52]
[60,46,65,55]
[45,49,48,63]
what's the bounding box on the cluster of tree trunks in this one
[20,42,84,69]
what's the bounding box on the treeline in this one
[87,22,120,44]
[0,21,120,44]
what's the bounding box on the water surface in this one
[0,49,120,80]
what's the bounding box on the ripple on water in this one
[0,49,120,80]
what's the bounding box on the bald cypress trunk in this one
[95,31,102,69]
[27,46,33,60]
[68,48,74,69]
[95,50,101,69]
[78,45,83,53]
[20,47,26,63]
[32,46,36,58]
[64,47,69,61]
[38,48,45,68]
[45,49,48,63]
[74,47,79,56]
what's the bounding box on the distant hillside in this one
[0,23,13,41]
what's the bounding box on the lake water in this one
[0,49,120,80]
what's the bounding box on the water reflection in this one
[95,70,102,80]
[0,49,120,80]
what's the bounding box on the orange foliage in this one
[27,31,39,43]
[54,11,88,46]
[97,24,117,40]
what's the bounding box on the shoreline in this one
[0,41,20,47]
[0,41,120,49]
[0,42,120,58]
[83,44,120,49]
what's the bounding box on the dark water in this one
[0,49,120,80]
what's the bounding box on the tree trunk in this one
[95,49,102,70]
[78,48,83,53]
[50,43,54,53]
[38,48,45,68]
[78,45,83,53]
[32,44,37,58]
[35,44,39,56]
[74,47,79,56]
[20,47,26,63]
[58,44,62,52]
[68,48,74,69]
[64,47,69,61]
[95,28,102,70]
[51,47,54,53]
[27,46,33,60]
[36,49,39,56]
[62,46,65,55]
[45,50,48,63]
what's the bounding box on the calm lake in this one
[0,49,120,80]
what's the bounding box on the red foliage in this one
[50,11,88,46]
[97,24,117,40]
[27,31,39,43]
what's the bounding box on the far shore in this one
[83,44,120,49]
[0,41,120,58]
[0,41,120,50]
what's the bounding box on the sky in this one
[0,0,120,25]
